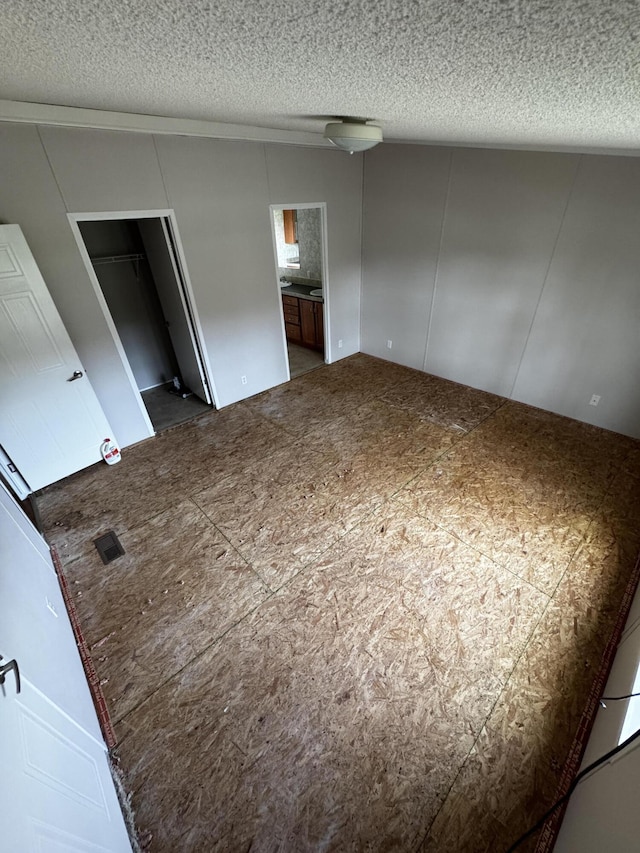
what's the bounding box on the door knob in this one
[0,655,21,694]
[67,370,84,381]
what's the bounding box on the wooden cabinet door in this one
[283,209,297,244]
[300,299,317,347]
[314,302,324,351]
[282,294,301,343]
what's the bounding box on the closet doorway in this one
[70,212,215,434]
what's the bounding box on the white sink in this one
[310,289,323,297]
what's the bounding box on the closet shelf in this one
[91,253,146,266]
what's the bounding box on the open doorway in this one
[71,214,214,433]
[270,204,329,379]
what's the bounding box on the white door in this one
[0,679,132,852]
[137,218,211,404]
[0,483,132,851]
[0,481,102,740]
[0,224,114,492]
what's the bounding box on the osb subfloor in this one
[141,384,212,432]
[37,354,640,853]
[287,341,325,378]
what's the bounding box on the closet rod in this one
[91,252,146,266]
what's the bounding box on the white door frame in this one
[68,209,219,438]
[269,202,331,381]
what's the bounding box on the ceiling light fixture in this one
[323,119,383,154]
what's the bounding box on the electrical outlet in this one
[589,394,601,407]
[387,340,392,349]
[338,339,343,348]
[241,375,247,385]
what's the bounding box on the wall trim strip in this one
[0,99,332,147]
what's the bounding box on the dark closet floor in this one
[37,354,640,852]
[141,383,211,432]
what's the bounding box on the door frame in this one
[269,202,331,382]
[68,209,219,437]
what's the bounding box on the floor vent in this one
[94,531,125,565]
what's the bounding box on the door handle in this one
[67,370,84,382]
[0,655,21,694]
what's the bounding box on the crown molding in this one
[0,99,332,147]
[390,136,640,158]
[3,99,636,157]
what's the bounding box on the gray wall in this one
[0,124,363,448]
[362,144,640,438]
[152,135,284,408]
[4,121,638,450]
[0,123,145,448]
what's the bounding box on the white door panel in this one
[0,482,131,850]
[0,677,131,852]
[0,482,103,743]
[138,218,211,403]
[4,478,51,562]
[0,224,114,491]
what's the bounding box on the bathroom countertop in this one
[280,283,323,303]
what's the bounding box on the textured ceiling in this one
[1,0,639,151]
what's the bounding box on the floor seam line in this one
[417,592,556,849]
[113,591,280,729]
[390,497,555,598]
[191,497,273,592]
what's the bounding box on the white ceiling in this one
[1,0,639,152]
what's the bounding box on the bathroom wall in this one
[275,207,323,283]
[295,208,323,281]
[273,208,300,275]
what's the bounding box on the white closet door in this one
[138,218,211,403]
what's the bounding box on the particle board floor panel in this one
[36,353,640,853]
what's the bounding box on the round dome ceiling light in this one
[323,119,383,154]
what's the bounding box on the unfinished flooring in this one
[38,354,640,853]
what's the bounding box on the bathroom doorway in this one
[70,212,216,433]
[270,203,329,379]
